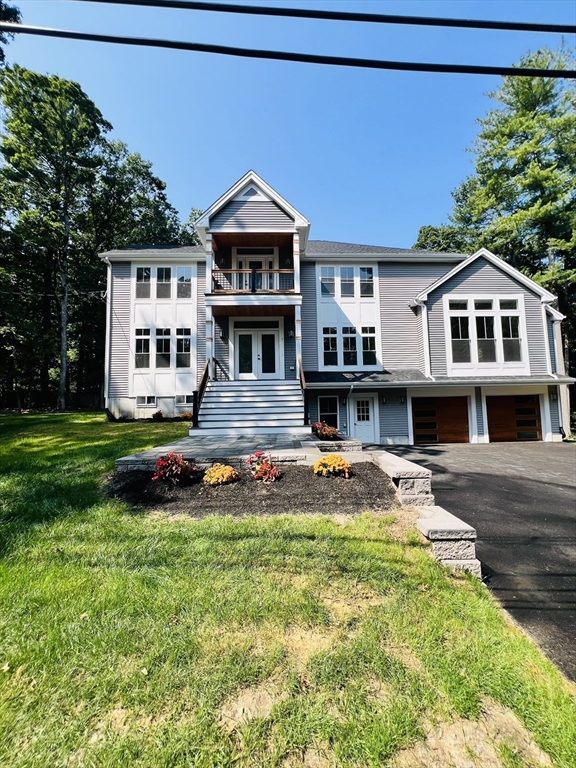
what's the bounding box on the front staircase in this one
[194,380,310,435]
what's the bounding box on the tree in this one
[414,47,576,379]
[0,1,20,64]
[0,65,112,409]
[180,206,202,246]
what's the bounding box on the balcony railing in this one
[212,268,295,293]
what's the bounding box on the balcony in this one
[212,268,295,293]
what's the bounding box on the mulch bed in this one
[107,462,398,517]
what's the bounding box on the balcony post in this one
[293,232,300,293]
[295,304,302,380]
[205,233,213,294]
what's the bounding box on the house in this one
[100,171,573,444]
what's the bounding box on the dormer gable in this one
[195,171,310,250]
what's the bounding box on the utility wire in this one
[2,23,575,78]
[75,0,576,35]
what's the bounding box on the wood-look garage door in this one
[412,397,469,443]
[486,395,542,442]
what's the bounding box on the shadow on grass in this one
[0,413,188,558]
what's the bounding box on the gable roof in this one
[412,248,556,304]
[195,171,310,249]
[304,240,468,260]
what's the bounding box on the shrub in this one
[246,451,281,482]
[203,463,238,486]
[312,421,339,440]
[180,411,193,421]
[313,454,352,479]
[151,410,164,421]
[152,452,197,485]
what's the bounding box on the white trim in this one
[104,263,112,403]
[546,304,565,321]
[99,253,204,263]
[407,394,414,445]
[480,390,490,444]
[420,303,432,378]
[413,248,556,304]
[481,384,552,442]
[317,393,340,430]
[228,316,285,381]
[541,304,553,376]
[443,293,530,377]
[206,294,302,307]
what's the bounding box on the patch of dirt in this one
[391,698,552,768]
[320,581,386,625]
[282,745,333,767]
[89,705,130,743]
[107,463,398,517]
[365,676,392,705]
[384,643,426,674]
[218,681,286,732]
[283,628,336,669]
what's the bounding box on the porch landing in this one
[115,433,367,471]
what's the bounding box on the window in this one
[450,316,471,363]
[361,327,377,365]
[176,328,191,368]
[156,267,171,299]
[318,396,338,429]
[177,267,192,298]
[359,267,374,297]
[502,315,521,361]
[340,267,355,297]
[136,267,150,299]
[476,316,496,362]
[135,329,150,369]
[342,326,357,365]
[175,394,194,405]
[136,396,156,406]
[323,327,338,366]
[320,267,335,296]
[446,294,525,370]
[156,328,171,368]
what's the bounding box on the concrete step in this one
[192,425,312,436]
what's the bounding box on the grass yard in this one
[0,413,575,768]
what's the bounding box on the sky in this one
[4,0,576,248]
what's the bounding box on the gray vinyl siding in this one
[196,263,206,385]
[214,317,229,380]
[427,257,548,376]
[284,317,297,379]
[210,200,294,230]
[308,390,348,433]
[475,387,485,435]
[548,317,557,373]
[548,386,560,432]
[301,262,318,370]
[379,263,448,370]
[108,262,131,398]
[379,389,409,441]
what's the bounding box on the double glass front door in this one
[235,331,279,379]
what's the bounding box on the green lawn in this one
[0,414,574,767]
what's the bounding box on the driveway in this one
[385,442,576,682]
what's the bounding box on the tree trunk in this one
[57,261,68,411]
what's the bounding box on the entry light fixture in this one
[550,392,558,401]
[380,396,386,404]
[399,396,405,403]
[288,329,295,338]
[341,397,347,406]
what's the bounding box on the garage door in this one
[412,397,469,443]
[486,395,541,442]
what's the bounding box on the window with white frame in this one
[136,395,156,406]
[136,267,150,299]
[135,329,150,368]
[175,394,194,406]
[156,267,171,299]
[342,326,357,365]
[177,267,192,298]
[176,328,191,368]
[319,266,374,299]
[446,295,526,372]
[320,267,335,296]
[340,267,355,297]
[359,267,374,297]
[323,327,338,366]
[156,328,171,368]
[318,396,338,428]
[361,327,377,365]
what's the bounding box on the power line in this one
[2,23,575,78]
[75,0,576,35]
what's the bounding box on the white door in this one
[351,396,377,443]
[235,331,280,380]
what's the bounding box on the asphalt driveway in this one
[386,442,576,682]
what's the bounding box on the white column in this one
[205,233,213,295]
[295,304,302,379]
[293,232,300,294]
[205,305,213,379]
